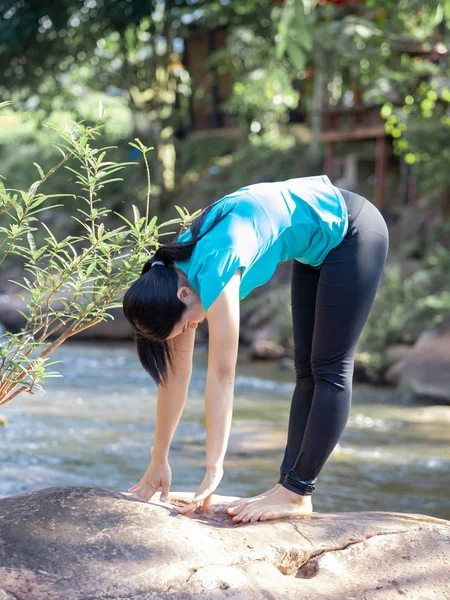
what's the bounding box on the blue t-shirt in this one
[174,175,348,312]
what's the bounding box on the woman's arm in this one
[151,326,196,462]
[203,269,241,469]
[173,269,241,514]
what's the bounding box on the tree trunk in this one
[310,54,326,161]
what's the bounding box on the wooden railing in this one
[319,105,390,209]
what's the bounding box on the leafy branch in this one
[0,111,197,407]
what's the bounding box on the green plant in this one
[357,262,450,378]
[382,81,450,203]
[0,104,198,406]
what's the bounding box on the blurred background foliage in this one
[1,0,450,371]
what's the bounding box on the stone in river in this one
[0,486,449,599]
[251,339,285,360]
[387,314,450,403]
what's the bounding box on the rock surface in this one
[0,292,133,340]
[0,486,449,600]
[387,315,450,402]
[250,339,286,360]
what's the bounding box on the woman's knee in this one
[310,358,353,390]
[293,358,314,386]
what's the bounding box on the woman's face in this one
[167,283,207,340]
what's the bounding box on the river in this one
[1,341,449,519]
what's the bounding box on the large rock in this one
[387,315,450,402]
[0,292,133,340]
[0,267,134,340]
[0,486,449,600]
[387,207,440,259]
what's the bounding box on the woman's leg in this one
[281,197,389,496]
[229,192,389,521]
[278,260,320,484]
[226,260,319,515]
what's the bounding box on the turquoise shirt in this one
[174,176,348,312]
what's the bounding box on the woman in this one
[123,175,389,523]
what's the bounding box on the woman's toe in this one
[232,510,246,522]
[231,503,249,516]
[227,498,246,511]
[242,511,254,523]
[250,511,263,523]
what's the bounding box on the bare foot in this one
[226,483,282,516]
[230,486,313,523]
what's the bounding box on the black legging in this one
[278,189,389,495]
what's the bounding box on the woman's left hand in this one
[174,465,224,514]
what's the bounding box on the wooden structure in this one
[181,27,427,210]
[320,105,391,210]
[183,28,236,131]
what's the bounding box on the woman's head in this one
[123,257,206,386]
[123,259,205,341]
[165,268,207,340]
[123,199,235,386]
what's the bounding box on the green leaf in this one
[132,205,140,223]
[28,204,64,216]
[147,215,158,233]
[41,222,58,245]
[161,218,182,227]
[445,0,450,20]
[65,166,88,183]
[114,212,135,230]
[78,136,88,154]
[8,279,30,291]
[27,232,36,252]
[174,205,186,219]
[33,163,45,179]
[291,7,312,52]
[287,43,306,72]
[86,262,96,277]
[53,145,67,159]
[276,37,288,60]
[95,177,124,186]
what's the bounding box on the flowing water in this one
[1,341,449,519]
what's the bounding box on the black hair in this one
[122,200,236,386]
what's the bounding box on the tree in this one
[0,103,197,406]
[0,1,290,194]
[280,0,450,191]
[0,1,201,200]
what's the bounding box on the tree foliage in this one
[1,0,449,198]
[0,103,199,406]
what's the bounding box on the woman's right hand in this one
[128,457,172,502]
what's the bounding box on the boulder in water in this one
[387,315,450,402]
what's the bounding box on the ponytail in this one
[123,199,236,386]
[142,199,235,269]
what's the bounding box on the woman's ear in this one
[177,286,192,303]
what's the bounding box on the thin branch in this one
[142,146,151,227]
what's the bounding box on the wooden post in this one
[324,142,335,179]
[183,41,196,131]
[374,135,387,210]
[206,30,222,128]
[409,170,418,207]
